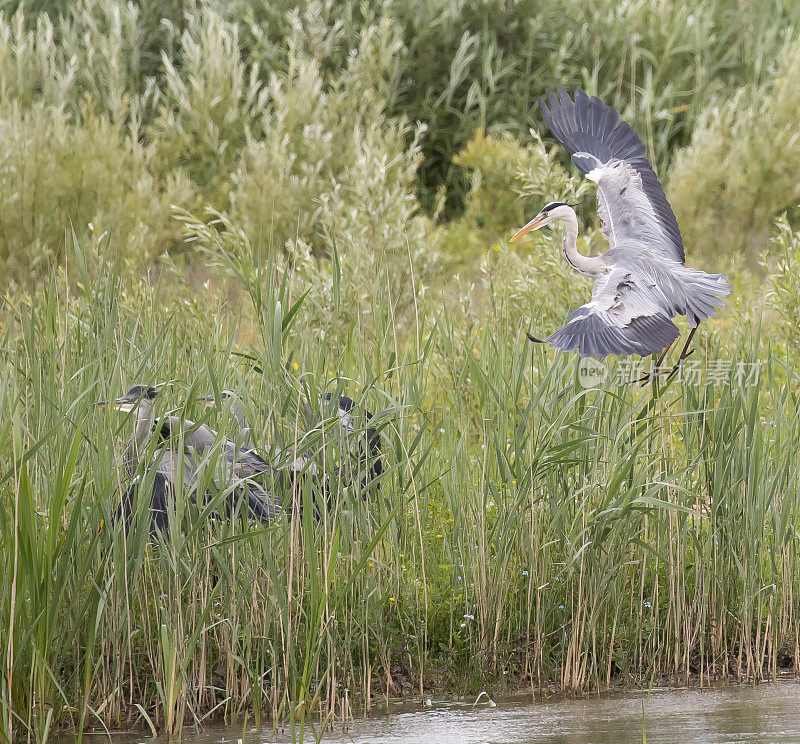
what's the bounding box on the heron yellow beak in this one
[510,214,545,242]
[94,396,137,412]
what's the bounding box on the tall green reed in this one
[2,226,798,743]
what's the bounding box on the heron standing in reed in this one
[199,389,384,504]
[97,384,280,531]
[319,392,384,491]
[196,389,309,476]
[511,88,731,383]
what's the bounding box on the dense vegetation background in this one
[3,1,800,741]
[1,0,800,287]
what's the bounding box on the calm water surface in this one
[175,680,800,744]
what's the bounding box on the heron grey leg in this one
[634,342,674,385]
[666,326,698,382]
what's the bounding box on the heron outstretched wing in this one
[539,88,685,264]
[545,267,680,358]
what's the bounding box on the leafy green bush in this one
[228,15,440,330]
[767,215,800,345]
[150,8,268,206]
[387,0,798,213]
[668,36,800,262]
[0,103,193,284]
[0,4,193,285]
[0,0,799,285]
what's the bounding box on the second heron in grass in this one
[98,384,281,531]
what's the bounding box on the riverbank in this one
[81,678,800,743]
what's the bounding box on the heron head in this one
[95,384,159,412]
[196,389,237,407]
[510,202,576,242]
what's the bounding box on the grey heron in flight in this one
[97,384,280,531]
[511,88,730,381]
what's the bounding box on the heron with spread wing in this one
[511,88,730,381]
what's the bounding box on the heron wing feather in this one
[539,88,685,263]
[546,267,680,358]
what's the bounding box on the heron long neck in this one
[124,398,155,475]
[230,402,247,430]
[560,209,604,277]
[230,400,253,449]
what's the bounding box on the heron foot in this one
[666,347,695,382]
[629,333,698,387]
[631,347,695,386]
[632,368,670,386]
[629,341,677,386]
[664,326,699,382]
